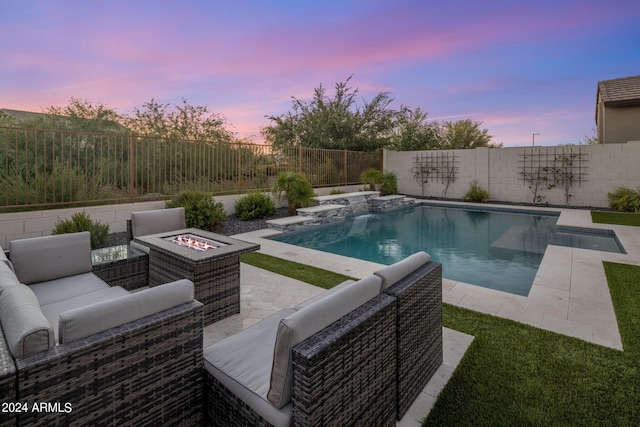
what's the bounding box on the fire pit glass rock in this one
[164,234,227,252]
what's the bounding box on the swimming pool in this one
[271,205,624,296]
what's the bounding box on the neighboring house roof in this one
[596,75,640,123]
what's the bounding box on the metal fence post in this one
[129,134,135,202]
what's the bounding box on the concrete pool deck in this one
[204,202,640,425]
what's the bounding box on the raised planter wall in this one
[0,185,363,248]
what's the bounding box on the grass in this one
[240,252,356,289]
[241,252,640,426]
[424,263,640,426]
[591,211,640,227]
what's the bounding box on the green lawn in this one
[241,253,640,426]
[424,262,640,426]
[591,211,640,227]
[240,252,356,289]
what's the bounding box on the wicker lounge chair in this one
[128,207,187,252]
[375,252,443,419]
[203,275,398,426]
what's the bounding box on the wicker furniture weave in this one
[91,244,149,291]
[0,326,17,426]
[383,261,443,419]
[135,228,259,325]
[1,300,203,427]
[203,294,397,427]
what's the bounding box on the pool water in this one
[271,206,624,296]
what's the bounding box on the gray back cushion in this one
[0,261,21,287]
[0,247,14,273]
[0,283,54,358]
[374,251,431,290]
[58,279,194,343]
[267,274,382,408]
[131,207,186,237]
[10,232,92,285]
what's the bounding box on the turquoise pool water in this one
[271,205,624,296]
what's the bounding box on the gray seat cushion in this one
[267,274,382,408]
[374,251,431,290]
[0,283,54,358]
[58,279,194,344]
[10,232,92,285]
[130,207,186,238]
[203,309,296,427]
[40,286,130,343]
[28,272,110,306]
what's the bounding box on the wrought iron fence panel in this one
[0,126,380,210]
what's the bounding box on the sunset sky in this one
[2,0,639,146]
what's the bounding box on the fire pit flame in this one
[169,234,222,252]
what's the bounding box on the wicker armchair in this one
[203,291,398,427]
[375,253,443,419]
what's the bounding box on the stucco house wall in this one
[596,75,640,144]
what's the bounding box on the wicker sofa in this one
[0,232,204,426]
[203,251,442,426]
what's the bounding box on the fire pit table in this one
[134,228,259,324]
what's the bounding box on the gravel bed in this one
[105,207,290,248]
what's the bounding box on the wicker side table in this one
[91,245,149,291]
[135,229,259,325]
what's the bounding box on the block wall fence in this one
[384,142,640,209]
[0,185,363,248]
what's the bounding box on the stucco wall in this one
[384,142,640,208]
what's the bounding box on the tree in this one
[441,119,499,149]
[262,76,397,152]
[578,128,598,145]
[123,98,236,143]
[386,107,443,151]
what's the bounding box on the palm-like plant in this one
[360,168,383,191]
[271,171,316,215]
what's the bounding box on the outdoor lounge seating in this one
[203,251,442,426]
[0,232,203,426]
[128,206,187,252]
[375,252,443,419]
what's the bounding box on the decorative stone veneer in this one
[297,204,350,223]
[370,195,416,212]
[315,191,380,207]
[267,192,417,232]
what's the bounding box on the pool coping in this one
[233,200,640,350]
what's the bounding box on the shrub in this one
[330,189,346,195]
[607,187,640,213]
[360,168,397,195]
[52,211,109,249]
[234,192,275,221]
[463,180,490,202]
[380,171,398,196]
[271,171,316,215]
[360,168,383,191]
[166,190,225,231]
